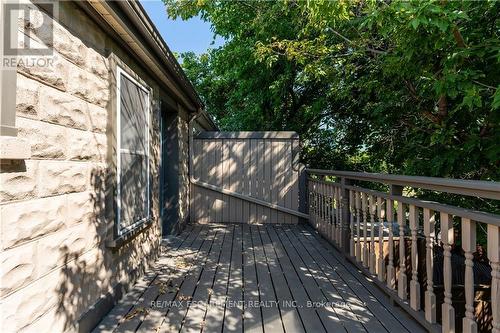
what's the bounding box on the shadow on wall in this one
[2,1,164,331]
[54,151,160,332]
[52,45,161,332]
[192,137,302,223]
[55,167,109,333]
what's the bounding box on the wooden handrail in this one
[307,169,500,200]
[192,179,309,219]
[307,178,500,226]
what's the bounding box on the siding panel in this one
[191,132,303,224]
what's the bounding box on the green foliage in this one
[165,0,500,184]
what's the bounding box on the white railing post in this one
[387,197,396,289]
[319,181,324,235]
[409,205,420,311]
[328,183,333,240]
[369,195,377,274]
[321,183,326,236]
[398,201,407,300]
[349,189,355,257]
[462,218,477,333]
[441,212,455,333]
[363,193,369,268]
[488,224,500,333]
[312,182,317,229]
[340,177,352,253]
[424,208,436,324]
[377,197,385,282]
[335,186,340,245]
[387,185,403,290]
[355,191,362,263]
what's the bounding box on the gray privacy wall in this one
[191,132,305,224]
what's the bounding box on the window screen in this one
[117,69,150,233]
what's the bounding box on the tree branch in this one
[329,28,386,55]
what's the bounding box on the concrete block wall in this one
[0,2,163,332]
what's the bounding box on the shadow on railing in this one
[306,169,500,333]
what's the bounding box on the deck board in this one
[163,226,223,332]
[223,224,244,332]
[250,225,286,333]
[281,226,366,333]
[263,226,326,333]
[203,225,234,333]
[180,227,227,333]
[93,225,198,333]
[95,224,425,333]
[300,225,426,333]
[136,226,210,332]
[242,225,264,333]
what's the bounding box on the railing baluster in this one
[462,218,477,333]
[424,208,436,324]
[398,201,407,300]
[441,212,455,333]
[316,183,320,230]
[320,183,326,238]
[387,198,396,289]
[369,195,377,274]
[314,182,318,229]
[332,185,337,243]
[324,183,328,237]
[327,184,335,242]
[310,182,315,228]
[327,183,331,239]
[313,183,318,228]
[488,224,500,333]
[378,197,385,282]
[349,189,355,257]
[363,192,369,268]
[320,182,325,235]
[326,184,329,237]
[311,182,318,229]
[409,205,420,311]
[355,191,362,263]
[326,183,330,238]
[319,182,324,234]
[332,187,339,244]
[337,186,342,245]
[328,183,332,240]
[320,183,326,237]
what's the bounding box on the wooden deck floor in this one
[94,224,425,333]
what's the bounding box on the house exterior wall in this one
[0,2,194,331]
[159,107,212,235]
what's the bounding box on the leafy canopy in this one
[165,0,500,182]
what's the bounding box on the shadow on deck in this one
[93,223,425,333]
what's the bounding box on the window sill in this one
[0,136,31,160]
[105,218,153,249]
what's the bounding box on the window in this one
[117,67,150,234]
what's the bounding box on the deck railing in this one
[306,169,500,333]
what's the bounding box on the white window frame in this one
[116,66,151,235]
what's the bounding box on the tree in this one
[165,0,500,183]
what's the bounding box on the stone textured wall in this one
[0,2,163,332]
